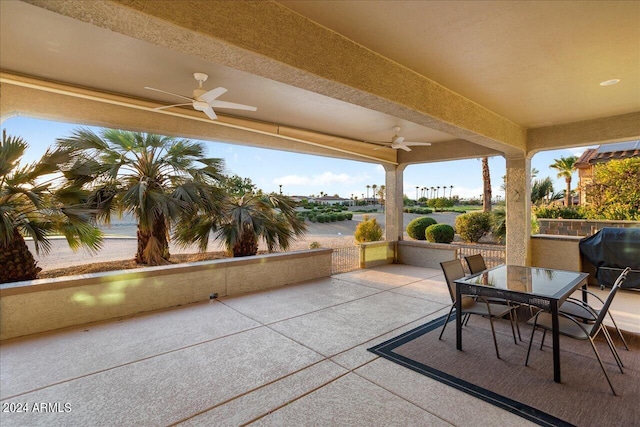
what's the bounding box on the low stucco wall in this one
[0,249,332,340]
[530,235,582,271]
[359,241,396,268]
[397,240,458,269]
[530,235,597,285]
[537,219,640,237]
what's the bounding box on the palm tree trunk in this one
[0,229,42,283]
[135,217,170,265]
[565,177,572,206]
[482,157,492,212]
[232,231,259,257]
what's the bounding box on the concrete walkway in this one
[1,264,636,426]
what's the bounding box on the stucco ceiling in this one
[0,0,638,158]
[280,0,639,128]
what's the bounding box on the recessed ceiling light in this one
[599,79,620,86]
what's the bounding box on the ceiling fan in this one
[144,72,257,120]
[371,126,432,152]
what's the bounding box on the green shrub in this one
[336,212,346,221]
[425,224,454,243]
[406,216,437,240]
[455,212,491,243]
[308,241,321,249]
[533,206,585,219]
[345,212,353,220]
[354,215,383,243]
[329,213,337,222]
[317,214,327,223]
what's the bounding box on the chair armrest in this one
[577,288,605,305]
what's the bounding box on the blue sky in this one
[2,116,590,201]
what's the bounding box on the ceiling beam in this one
[527,112,640,155]
[24,0,526,156]
[398,139,503,165]
[1,72,397,164]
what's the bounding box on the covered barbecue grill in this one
[579,227,640,289]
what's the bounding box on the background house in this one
[575,140,640,205]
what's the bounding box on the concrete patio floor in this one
[1,264,638,426]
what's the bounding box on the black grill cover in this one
[579,227,640,289]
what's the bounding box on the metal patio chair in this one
[525,267,630,395]
[439,259,519,359]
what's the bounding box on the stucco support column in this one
[505,155,532,266]
[384,164,406,243]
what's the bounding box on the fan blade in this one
[393,136,405,144]
[154,103,192,111]
[397,144,412,152]
[200,87,228,103]
[373,145,392,151]
[144,87,193,102]
[210,100,257,111]
[201,105,218,120]
[404,142,432,147]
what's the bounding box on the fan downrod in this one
[193,72,209,86]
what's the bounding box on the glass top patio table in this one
[456,265,588,307]
[454,264,589,383]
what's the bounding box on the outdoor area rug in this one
[368,314,639,427]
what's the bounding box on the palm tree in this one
[378,185,386,207]
[366,185,371,204]
[175,192,306,257]
[57,128,224,266]
[531,177,555,205]
[372,184,378,204]
[1,131,102,283]
[491,208,506,244]
[431,187,435,198]
[531,167,539,180]
[482,157,492,212]
[449,185,453,198]
[436,186,440,198]
[550,156,578,206]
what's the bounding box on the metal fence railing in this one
[331,246,360,274]
[453,243,506,270]
[329,243,504,275]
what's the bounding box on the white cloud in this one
[277,174,312,186]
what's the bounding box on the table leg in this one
[581,281,589,324]
[551,299,561,383]
[456,284,462,351]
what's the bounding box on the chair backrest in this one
[590,267,631,337]
[465,254,487,274]
[440,259,467,303]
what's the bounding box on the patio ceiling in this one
[1,1,639,164]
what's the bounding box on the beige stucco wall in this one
[530,235,582,272]
[360,241,396,268]
[397,241,458,269]
[0,249,332,340]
